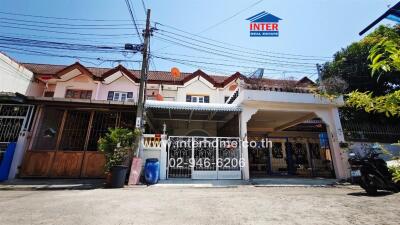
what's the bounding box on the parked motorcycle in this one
[348,149,399,195]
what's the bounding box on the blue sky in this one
[0,0,398,80]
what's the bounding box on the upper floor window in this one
[107,91,133,102]
[44,91,54,97]
[65,89,92,99]
[186,95,209,103]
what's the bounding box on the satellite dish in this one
[171,67,181,79]
[247,68,264,79]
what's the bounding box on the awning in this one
[0,92,26,103]
[144,100,241,112]
[360,2,400,35]
[26,96,137,109]
[144,100,240,125]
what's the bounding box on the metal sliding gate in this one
[167,136,242,179]
[0,104,35,162]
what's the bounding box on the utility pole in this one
[316,63,324,91]
[135,9,151,157]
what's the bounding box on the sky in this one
[0,0,398,80]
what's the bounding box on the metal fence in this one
[342,122,400,143]
[167,136,242,179]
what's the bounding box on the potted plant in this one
[98,128,139,188]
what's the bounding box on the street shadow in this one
[0,179,106,191]
[347,191,394,197]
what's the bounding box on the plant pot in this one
[110,165,128,188]
[105,172,112,187]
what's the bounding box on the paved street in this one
[0,186,399,225]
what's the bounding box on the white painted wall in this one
[240,89,344,106]
[175,76,237,103]
[0,53,34,94]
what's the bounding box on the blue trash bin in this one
[0,142,16,182]
[144,158,160,185]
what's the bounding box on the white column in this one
[240,107,257,180]
[8,131,29,179]
[315,108,349,179]
[159,134,167,180]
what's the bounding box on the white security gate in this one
[0,104,34,161]
[167,136,242,180]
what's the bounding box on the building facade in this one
[1,61,349,180]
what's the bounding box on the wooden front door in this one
[81,152,106,178]
[19,107,129,178]
[49,152,85,177]
[21,151,105,178]
[20,151,55,177]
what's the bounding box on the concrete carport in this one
[237,90,348,180]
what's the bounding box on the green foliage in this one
[346,27,400,118]
[346,90,400,117]
[312,89,340,102]
[322,25,400,125]
[369,38,400,77]
[322,25,400,97]
[388,166,400,184]
[98,128,140,172]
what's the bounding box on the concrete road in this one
[0,186,399,225]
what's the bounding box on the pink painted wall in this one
[25,80,45,97]
[53,74,98,99]
[98,74,139,101]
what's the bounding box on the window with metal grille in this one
[107,91,133,102]
[86,112,118,151]
[32,108,136,152]
[59,111,91,151]
[44,91,54,97]
[65,90,92,99]
[33,107,64,150]
[186,95,209,103]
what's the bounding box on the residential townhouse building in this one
[0,60,349,181]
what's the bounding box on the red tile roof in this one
[21,62,314,88]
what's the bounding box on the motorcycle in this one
[348,149,399,195]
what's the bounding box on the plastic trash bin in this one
[144,158,160,185]
[0,142,16,182]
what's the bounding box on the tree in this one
[346,25,400,118]
[322,25,400,96]
[346,90,400,117]
[321,25,400,124]
[345,25,400,182]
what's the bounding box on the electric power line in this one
[0,11,134,22]
[157,28,327,62]
[0,17,135,27]
[156,22,332,59]
[0,24,139,37]
[0,20,141,30]
[141,0,147,14]
[152,55,314,74]
[153,34,317,69]
[125,0,143,43]
[199,0,264,33]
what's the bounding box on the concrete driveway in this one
[0,186,399,225]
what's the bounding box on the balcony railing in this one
[143,134,162,149]
[243,84,314,94]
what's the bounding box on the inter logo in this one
[246,11,282,37]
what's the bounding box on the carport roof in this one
[145,100,241,112]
